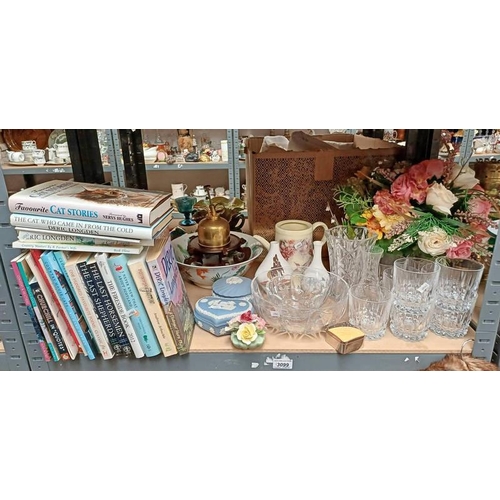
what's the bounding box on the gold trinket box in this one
[325,326,365,354]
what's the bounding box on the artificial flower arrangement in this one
[333,147,498,261]
[225,311,267,350]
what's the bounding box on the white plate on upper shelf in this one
[48,129,67,147]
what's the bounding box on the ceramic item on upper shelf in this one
[253,240,293,283]
[54,142,70,160]
[7,151,25,162]
[32,149,46,165]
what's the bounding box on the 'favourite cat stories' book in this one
[8,180,172,227]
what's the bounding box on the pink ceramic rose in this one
[446,239,473,259]
[408,163,428,184]
[468,197,492,217]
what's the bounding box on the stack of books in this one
[8,180,196,362]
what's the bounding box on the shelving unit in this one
[1,128,499,370]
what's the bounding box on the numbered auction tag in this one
[272,359,293,370]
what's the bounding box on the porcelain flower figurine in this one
[226,311,266,350]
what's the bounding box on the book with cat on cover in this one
[93,253,142,358]
[8,179,172,226]
[25,250,80,360]
[11,209,172,240]
[127,248,178,358]
[53,251,114,359]
[146,236,195,355]
[11,253,52,362]
[106,253,161,357]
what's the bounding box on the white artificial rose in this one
[417,228,453,257]
[426,182,458,215]
[450,164,480,190]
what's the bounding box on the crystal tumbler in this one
[349,283,392,340]
[390,258,440,342]
[430,257,484,338]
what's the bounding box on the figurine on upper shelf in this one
[177,129,193,153]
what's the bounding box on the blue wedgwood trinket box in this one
[194,295,253,336]
[212,276,253,302]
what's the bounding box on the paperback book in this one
[107,253,162,357]
[53,251,115,359]
[25,250,81,360]
[8,179,172,226]
[127,248,178,358]
[11,253,52,362]
[146,236,195,355]
[93,253,143,358]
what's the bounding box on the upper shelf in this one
[144,161,230,171]
[1,163,113,175]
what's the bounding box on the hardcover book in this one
[93,253,143,358]
[11,209,172,240]
[11,253,52,362]
[25,250,81,360]
[107,253,162,357]
[17,228,150,245]
[17,229,146,246]
[8,179,172,226]
[127,248,178,358]
[13,240,144,255]
[146,236,195,355]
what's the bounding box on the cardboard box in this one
[245,132,404,242]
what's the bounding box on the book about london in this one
[8,179,172,227]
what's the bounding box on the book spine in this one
[26,251,80,360]
[147,260,187,354]
[10,213,156,239]
[41,251,104,360]
[94,254,144,358]
[108,254,161,357]
[13,240,143,254]
[17,230,138,246]
[128,260,178,357]
[77,261,132,357]
[64,259,119,358]
[16,227,143,244]
[11,257,52,362]
[30,282,69,361]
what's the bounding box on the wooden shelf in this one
[183,261,475,356]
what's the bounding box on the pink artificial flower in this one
[468,197,492,217]
[408,163,428,184]
[421,159,445,179]
[470,184,485,192]
[391,173,415,203]
[446,239,473,259]
[374,189,406,215]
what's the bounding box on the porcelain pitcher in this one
[254,219,328,268]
